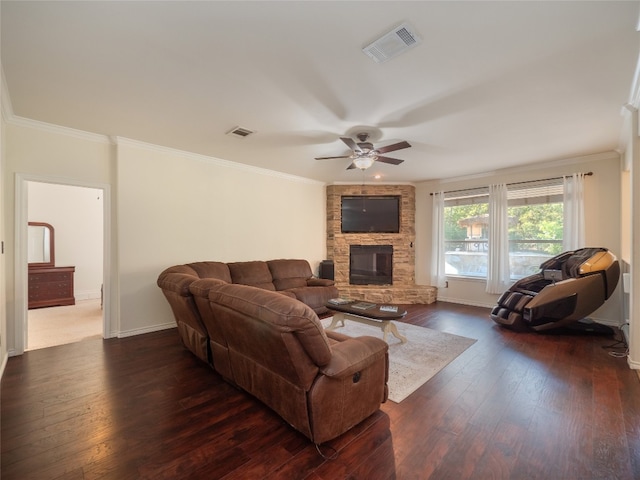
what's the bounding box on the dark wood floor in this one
[2,302,639,479]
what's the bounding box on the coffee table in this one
[325,301,408,343]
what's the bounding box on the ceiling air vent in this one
[362,22,422,64]
[227,126,255,138]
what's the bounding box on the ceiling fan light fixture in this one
[315,132,410,169]
[353,157,375,170]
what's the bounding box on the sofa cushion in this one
[267,259,313,290]
[307,277,335,287]
[287,286,337,312]
[188,261,232,283]
[228,261,276,291]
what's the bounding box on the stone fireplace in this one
[326,184,436,304]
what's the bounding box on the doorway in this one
[26,181,104,350]
[14,174,112,355]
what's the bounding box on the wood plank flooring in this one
[2,302,639,479]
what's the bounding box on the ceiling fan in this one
[315,133,411,170]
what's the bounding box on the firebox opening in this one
[349,245,393,285]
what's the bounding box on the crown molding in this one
[1,106,323,185]
[619,45,640,154]
[629,4,640,108]
[422,150,620,187]
[1,66,109,144]
[330,181,415,186]
[6,115,111,144]
[1,66,15,122]
[629,50,640,110]
[618,103,638,156]
[3,65,109,144]
[112,136,325,186]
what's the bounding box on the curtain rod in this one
[430,171,593,196]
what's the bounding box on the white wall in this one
[621,170,631,263]
[4,121,113,354]
[28,181,103,299]
[415,151,624,326]
[3,121,327,351]
[114,138,327,336]
[621,106,639,370]
[0,113,7,373]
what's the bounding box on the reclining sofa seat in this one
[157,259,339,364]
[491,247,620,332]
[201,282,389,444]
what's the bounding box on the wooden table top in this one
[326,300,407,320]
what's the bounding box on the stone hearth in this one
[326,184,436,304]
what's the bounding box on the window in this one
[443,180,564,279]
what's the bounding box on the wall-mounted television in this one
[341,195,400,233]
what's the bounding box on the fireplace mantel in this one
[326,184,436,304]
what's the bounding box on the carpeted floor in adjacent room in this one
[27,299,103,351]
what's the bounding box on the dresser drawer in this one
[28,266,75,309]
[29,272,71,283]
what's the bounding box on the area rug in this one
[321,317,476,403]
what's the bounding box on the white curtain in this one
[486,183,511,294]
[430,191,447,288]
[563,173,585,251]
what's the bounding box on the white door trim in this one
[14,173,114,355]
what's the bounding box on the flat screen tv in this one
[341,195,400,233]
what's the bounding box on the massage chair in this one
[490,247,620,333]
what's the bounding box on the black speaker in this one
[319,260,334,280]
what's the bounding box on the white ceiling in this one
[2,1,639,184]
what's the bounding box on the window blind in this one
[442,176,568,207]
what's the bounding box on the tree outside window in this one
[444,197,563,279]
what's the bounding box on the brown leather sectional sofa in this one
[157,259,339,363]
[157,259,389,444]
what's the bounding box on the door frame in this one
[14,173,113,354]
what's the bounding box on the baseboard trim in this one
[590,317,624,328]
[0,352,8,380]
[74,291,102,301]
[117,322,176,339]
[439,297,626,328]
[628,355,640,370]
[436,296,494,309]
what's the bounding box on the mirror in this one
[28,222,55,268]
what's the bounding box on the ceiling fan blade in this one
[376,156,404,165]
[376,140,411,154]
[340,137,363,153]
[315,155,352,160]
[346,162,357,170]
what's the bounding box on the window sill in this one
[446,275,486,282]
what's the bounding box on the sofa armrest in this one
[319,336,388,380]
[157,272,198,296]
[325,330,351,343]
[189,278,228,299]
[307,277,335,287]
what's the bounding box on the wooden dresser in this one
[28,266,76,309]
